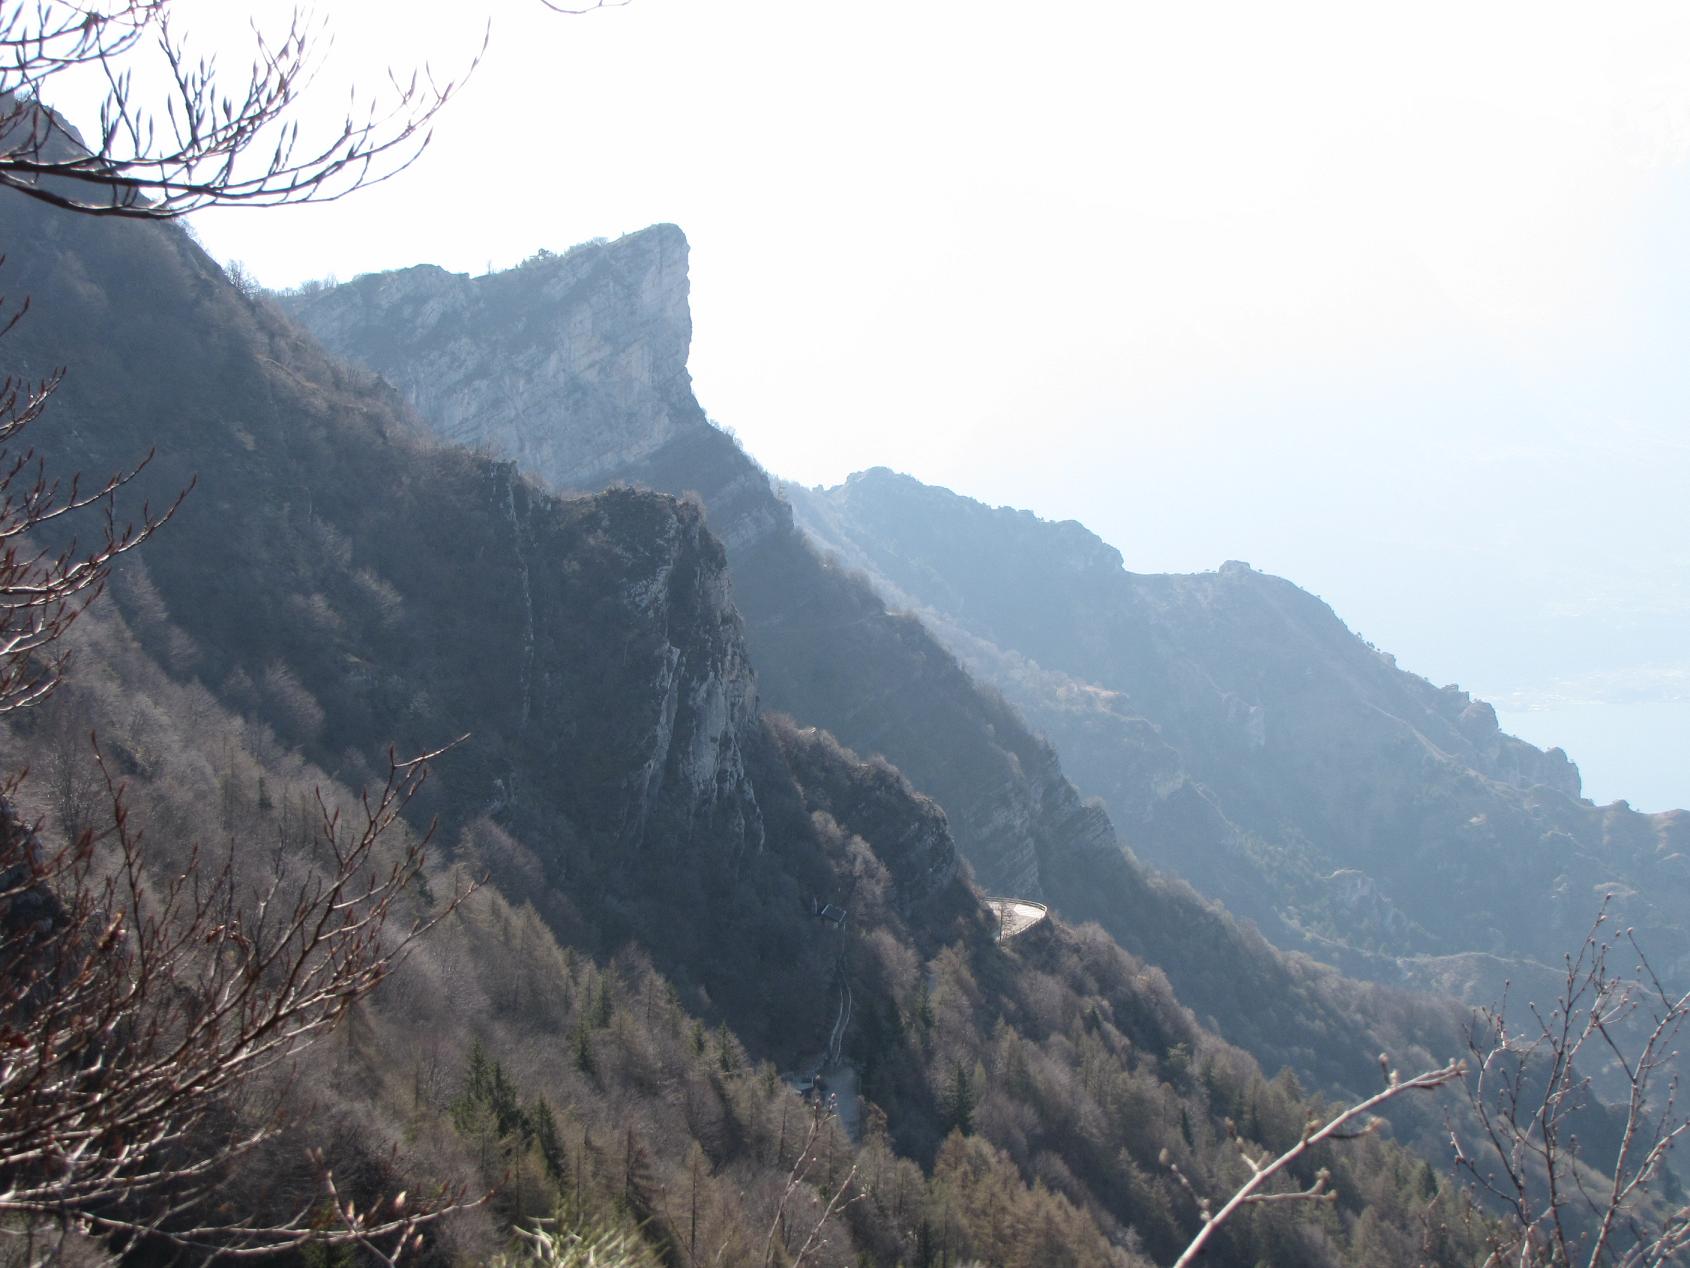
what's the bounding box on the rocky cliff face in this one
[283,231,1121,905]
[290,228,697,491]
[282,228,1474,1099]
[500,477,765,856]
[0,190,999,1052]
[788,467,1690,997]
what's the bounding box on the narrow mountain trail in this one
[816,974,861,1141]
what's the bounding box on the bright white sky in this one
[61,1,1690,808]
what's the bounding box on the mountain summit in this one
[291,225,695,491]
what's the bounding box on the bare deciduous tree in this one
[0,741,477,1258]
[0,0,483,217]
[1168,1056,1466,1268]
[1450,905,1690,1267]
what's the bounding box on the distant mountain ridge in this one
[788,466,1690,1001]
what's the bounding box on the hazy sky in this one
[64,1,1690,808]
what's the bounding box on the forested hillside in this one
[0,176,1490,1264]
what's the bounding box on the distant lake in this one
[1493,700,1690,814]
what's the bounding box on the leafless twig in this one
[1450,903,1690,1267]
[0,736,482,1257]
[762,1096,858,1268]
[0,0,486,217]
[1169,1056,1466,1268]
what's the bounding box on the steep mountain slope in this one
[2,197,967,1054]
[282,228,1475,1098]
[787,467,1690,1000]
[0,191,1491,1266]
[283,228,1075,897]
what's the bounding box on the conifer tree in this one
[945,1060,975,1136]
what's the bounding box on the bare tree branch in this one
[1170,1057,1466,1268]
[0,737,484,1257]
[1449,902,1690,1267]
[0,280,189,717]
[0,0,489,217]
[762,1096,857,1268]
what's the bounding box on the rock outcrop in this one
[772,721,960,918]
[283,230,1122,907]
[292,228,696,491]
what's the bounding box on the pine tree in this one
[528,1096,566,1184]
[464,1039,494,1103]
[715,1022,738,1073]
[572,1017,595,1075]
[945,1060,975,1135]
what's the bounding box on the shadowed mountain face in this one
[787,467,1690,1001]
[283,228,1142,906]
[0,196,1006,1067]
[283,226,1094,901]
[285,227,1478,1098]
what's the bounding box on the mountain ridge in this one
[283,226,1478,1101]
[787,464,1689,1003]
[0,196,1496,1265]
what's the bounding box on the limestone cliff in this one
[0,189,992,1052]
[498,477,765,856]
[282,230,1117,905]
[291,228,696,491]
